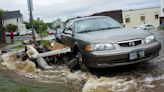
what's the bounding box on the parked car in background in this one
[137,24,156,30]
[48,30,56,35]
[55,28,64,42]
[19,29,32,35]
[61,16,161,70]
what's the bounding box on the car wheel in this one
[77,52,89,72]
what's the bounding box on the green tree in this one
[47,23,53,29]
[5,24,17,32]
[24,20,47,33]
[0,8,4,15]
[24,21,31,29]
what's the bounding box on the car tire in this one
[77,52,89,72]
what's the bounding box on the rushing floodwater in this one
[0,51,164,92]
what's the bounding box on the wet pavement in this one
[0,30,164,92]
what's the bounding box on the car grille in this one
[119,40,142,47]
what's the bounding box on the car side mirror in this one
[67,27,72,31]
[64,30,73,35]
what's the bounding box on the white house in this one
[123,7,161,28]
[1,10,26,32]
[52,19,64,29]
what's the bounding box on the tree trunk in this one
[0,15,6,44]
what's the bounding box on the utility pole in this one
[27,0,35,41]
[161,0,164,17]
[37,18,43,41]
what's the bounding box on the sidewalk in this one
[0,42,21,50]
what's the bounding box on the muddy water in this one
[1,52,164,92]
[0,30,164,92]
[0,52,71,92]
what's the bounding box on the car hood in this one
[75,28,152,43]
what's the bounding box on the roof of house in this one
[1,10,22,20]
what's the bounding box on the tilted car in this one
[19,30,32,35]
[61,16,161,69]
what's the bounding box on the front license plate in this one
[129,49,145,60]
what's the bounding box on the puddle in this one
[1,52,164,92]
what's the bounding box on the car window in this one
[64,21,73,32]
[74,17,122,33]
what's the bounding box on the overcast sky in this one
[0,0,160,22]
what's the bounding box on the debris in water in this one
[15,60,36,73]
[1,51,164,92]
[143,85,155,88]
[0,56,3,62]
[1,52,37,73]
[82,77,113,92]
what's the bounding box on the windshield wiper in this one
[96,27,121,31]
[96,27,112,30]
[78,30,94,33]
[110,27,121,29]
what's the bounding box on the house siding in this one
[91,10,123,23]
[123,7,161,28]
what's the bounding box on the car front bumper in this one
[82,41,161,68]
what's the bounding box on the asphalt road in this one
[5,35,32,43]
[151,30,164,55]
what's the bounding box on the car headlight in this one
[51,43,55,47]
[145,35,155,44]
[85,43,115,51]
[50,39,56,47]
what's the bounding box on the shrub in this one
[5,24,17,32]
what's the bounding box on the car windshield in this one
[74,17,122,33]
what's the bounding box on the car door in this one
[61,22,74,47]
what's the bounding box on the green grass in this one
[38,40,51,49]
[12,44,25,49]
[16,86,32,92]
[0,85,32,92]
[39,31,49,37]
[11,40,50,49]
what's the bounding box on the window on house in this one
[140,16,145,21]
[125,18,130,23]
[155,14,159,19]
